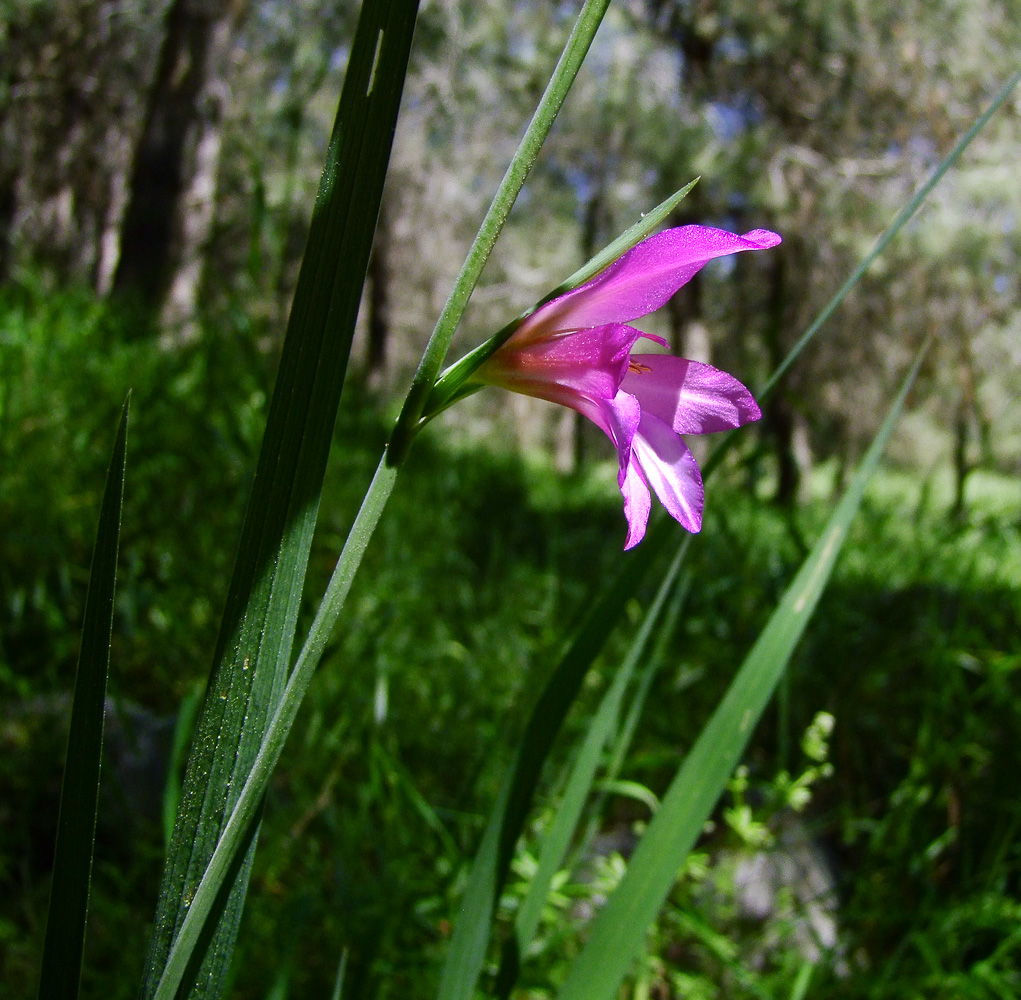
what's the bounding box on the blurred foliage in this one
[2,0,1020,991]
[0,277,272,705]
[8,284,1017,997]
[2,0,1020,483]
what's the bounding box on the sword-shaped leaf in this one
[554,346,928,1000]
[37,396,129,1000]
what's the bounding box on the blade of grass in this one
[37,395,129,1000]
[604,571,691,784]
[435,537,663,1000]
[554,344,929,1000]
[329,949,348,1000]
[388,0,615,462]
[566,569,691,878]
[139,3,420,997]
[788,961,815,1000]
[592,779,659,813]
[496,541,688,998]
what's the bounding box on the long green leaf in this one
[436,539,662,1000]
[388,0,615,462]
[329,949,348,1000]
[566,566,692,885]
[37,396,129,1000]
[554,345,928,1000]
[151,456,398,1000]
[499,541,688,996]
[604,572,691,785]
[434,448,678,1000]
[139,3,420,997]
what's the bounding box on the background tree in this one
[111,0,244,334]
[0,0,167,286]
[0,0,1018,481]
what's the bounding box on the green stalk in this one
[387,0,614,463]
[152,456,398,1000]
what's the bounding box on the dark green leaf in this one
[436,539,661,1000]
[139,3,421,997]
[502,542,689,991]
[37,395,129,1000]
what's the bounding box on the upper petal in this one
[477,323,643,401]
[631,412,705,533]
[521,226,782,337]
[622,355,761,434]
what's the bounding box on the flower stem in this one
[152,453,398,1000]
[387,0,612,465]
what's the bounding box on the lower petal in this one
[571,391,652,547]
[631,412,705,533]
[572,389,642,485]
[623,355,761,434]
[620,459,652,550]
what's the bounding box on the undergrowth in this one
[1,285,1018,998]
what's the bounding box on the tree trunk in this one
[158,84,229,342]
[952,402,970,521]
[112,0,237,317]
[951,327,990,521]
[0,178,14,283]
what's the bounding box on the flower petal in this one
[620,459,652,550]
[622,355,761,434]
[478,324,643,401]
[631,412,705,533]
[536,388,652,549]
[572,389,642,483]
[522,226,782,336]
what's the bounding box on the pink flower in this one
[476,225,781,548]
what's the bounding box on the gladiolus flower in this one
[475,225,781,548]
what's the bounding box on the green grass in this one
[2,286,1019,998]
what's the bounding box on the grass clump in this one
[1,282,1019,997]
